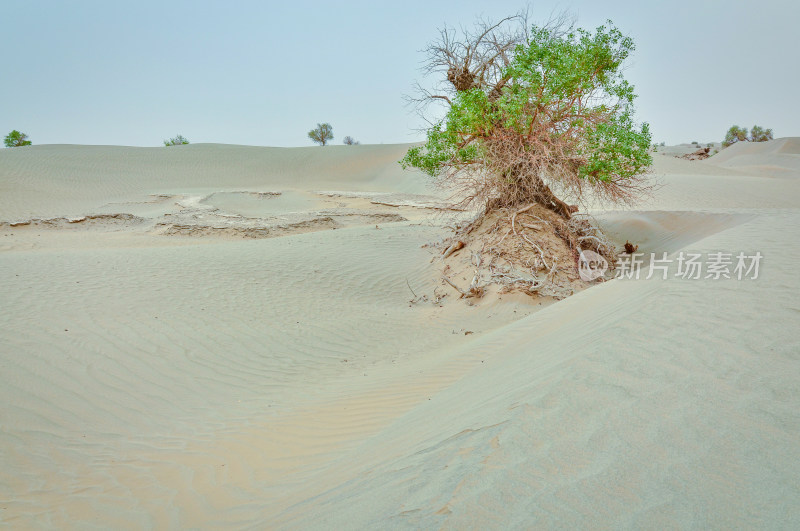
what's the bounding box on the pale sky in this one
[2,0,798,147]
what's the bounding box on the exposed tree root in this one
[442,240,465,258]
[432,204,618,302]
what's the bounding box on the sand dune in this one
[281,210,800,529]
[704,137,800,175]
[1,142,799,528]
[0,143,428,220]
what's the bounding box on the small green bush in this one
[164,134,189,146]
[308,123,334,146]
[4,130,32,148]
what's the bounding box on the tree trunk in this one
[504,166,576,219]
[530,173,576,219]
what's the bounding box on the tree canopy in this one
[308,123,334,146]
[401,15,651,218]
[749,125,773,143]
[4,130,32,148]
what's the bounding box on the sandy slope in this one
[705,137,800,175]
[0,143,429,220]
[1,140,799,529]
[279,209,800,529]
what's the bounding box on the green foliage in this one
[308,123,334,146]
[750,125,773,143]
[4,130,32,148]
[722,124,773,148]
[401,21,651,197]
[722,125,748,148]
[164,134,189,146]
[578,106,651,184]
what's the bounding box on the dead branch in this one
[441,275,469,297]
[511,203,536,234]
[442,240,465,258]
[406,278,418,298]
[519,222,542,231]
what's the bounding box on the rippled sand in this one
[1,141,799,528]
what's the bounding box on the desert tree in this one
[343,136,360,145]
[722,125,748,148]
[749,125,773,143]
[4,130,32,147]
[164,134,190,146]
[401,13,652,219]
[722,124,774,148]
[308,123,334,146]
[397,11,653,298]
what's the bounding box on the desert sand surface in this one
[1,141,799,529]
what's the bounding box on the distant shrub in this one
[722,124,773,148]
[750,125,773,143]
[4,130,32,148]
[722,125,749,148]
[308,123,334,146]
[164,134,189,146]
[343,136,360,145]
[691,141,699,146]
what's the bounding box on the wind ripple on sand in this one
[275,210,800,530]
[0,222,537,527]
[3,142,800,528]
